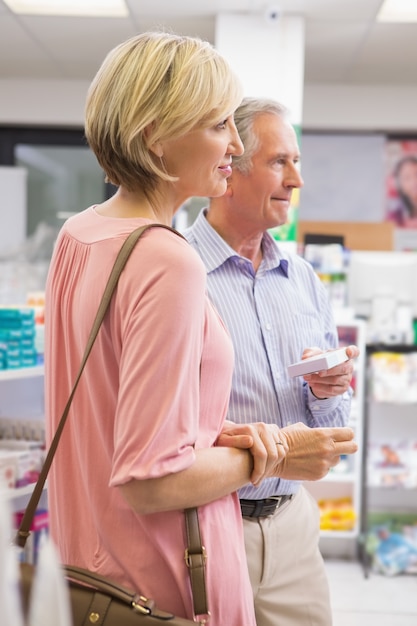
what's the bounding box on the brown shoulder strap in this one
[15,222,208,616]
[185,506,209,619]
[16,224,178,546]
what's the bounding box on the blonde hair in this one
[85,32,243,193]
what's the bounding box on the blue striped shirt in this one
[185,209,352,498]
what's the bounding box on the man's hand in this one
[217,421,357,485]
[303,344,359,399]
[275,423,358,481]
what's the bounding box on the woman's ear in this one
[147,136,163,158]
[144,123,164,157]
[149,142,163,158]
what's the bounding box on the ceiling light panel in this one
[2,0,129,17]
[377,0,417,23]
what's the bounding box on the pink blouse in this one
[45,207,255,625]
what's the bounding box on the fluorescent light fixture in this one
[2,0,129,17]
[377,0,417,23]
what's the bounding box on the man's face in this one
[230,112,303,231]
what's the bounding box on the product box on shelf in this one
[0,416,45,443]
[0,414,45,489]
[15,508,49,564]
[367,440,417,489]
[0,445,43,488]
[366,512,417,576]
[370,351,417,403]
[317,496,356,531]
[0,306,37,369]
[0,450,17,489]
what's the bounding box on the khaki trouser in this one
[242,486,332,626]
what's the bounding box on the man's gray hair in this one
[233,97,290,175]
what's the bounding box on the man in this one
[185,97,359,626]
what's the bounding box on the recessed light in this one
[377,0,417,23]
[2,0,129,17]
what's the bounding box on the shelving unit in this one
[304,316,366,558]
[359,344,417,577]
[0,365,46,512]
[0,365,43,381]
[1,482,41,500]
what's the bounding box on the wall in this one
[1,79,415,240]
[0,166,26,251]
[303,84,417,133]
[300,132,386,223]
[299,85,417,228]
[0,79,89,126]
[2,79,417,132]
[297,221,394,251]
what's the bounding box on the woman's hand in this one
[217,420,358,483]
[217,421,288,486]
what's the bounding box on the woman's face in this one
[397,160,417,204]
[159,115,244,203]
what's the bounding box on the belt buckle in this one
[269,496,283,509]
[239,496,292,519]
[260,498,279,517]
[270,495,291,509]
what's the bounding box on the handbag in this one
[15,223,210,624]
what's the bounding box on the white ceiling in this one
[0,0,416,87]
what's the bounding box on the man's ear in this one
[224,175,234,197]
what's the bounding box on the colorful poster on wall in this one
[385,139,417,229]
[269,124,301,243]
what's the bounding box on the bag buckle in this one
[131,595,153,615]
[195,614,210,624]
[184,545,207,568]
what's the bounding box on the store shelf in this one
[0,365,44,381]
[320,529,357,539]
[0,365,45,513]
[325,472,356,483]
[303,317,366,559]
[0,482,41,502]
[360,344,417,578]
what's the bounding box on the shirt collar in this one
[188,208,289,277]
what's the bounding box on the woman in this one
[386,154,417,228]
[44,32,287,625]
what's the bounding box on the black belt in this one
[240,496,293,518]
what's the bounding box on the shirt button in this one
[265,323,272,331]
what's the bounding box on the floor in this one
[325,558,417,626]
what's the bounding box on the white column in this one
[215,13,305,125]
[0,166,27,252]
[215,13,305,244]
